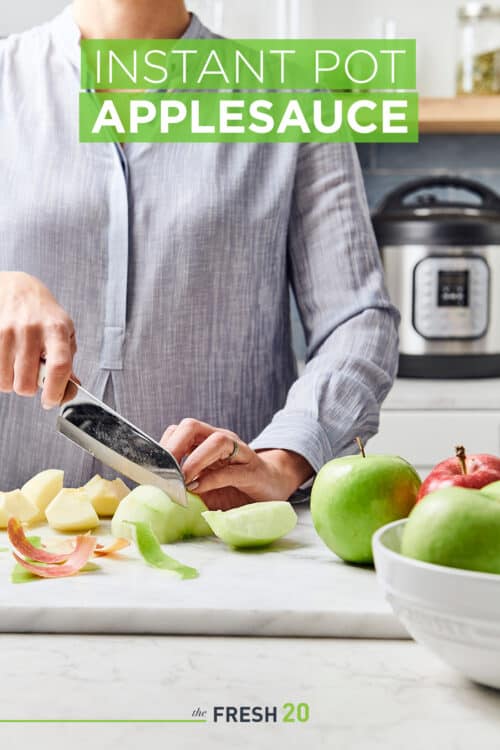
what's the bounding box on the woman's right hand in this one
[0,272,77,409]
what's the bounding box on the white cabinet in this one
[368,378,500,477]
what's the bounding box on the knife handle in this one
[37,360,48,389]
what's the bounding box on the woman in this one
[0,0,399,509]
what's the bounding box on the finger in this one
[13,326,43,397]
[41,325,74,408]
[45,365,79,405]
[162,418,219,463]
[0,325,15,392]
[193,465,252,495]
[183,433,248,486]
[160,424,178,447]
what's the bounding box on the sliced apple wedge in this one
[202,501,298,548]
[84,474,130,517]
[22,469,64,521]
[45,488,99,532]
[111,478,130,501]
[0,490,39,528]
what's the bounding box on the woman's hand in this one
[160,418,313,510]
[0,272,77,409]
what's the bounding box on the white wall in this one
[0,0,67,36]
[305,0,465,97]
[1,0,465,96]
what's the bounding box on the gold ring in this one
[228,440,239,462]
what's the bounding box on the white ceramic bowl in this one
[373,519,500,689]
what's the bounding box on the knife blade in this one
[37,362,188,507]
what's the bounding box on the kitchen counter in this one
[382,377,500,411]
[368,378,500,477]
[1,634,500,749]
[420,96,500,134]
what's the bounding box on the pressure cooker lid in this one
[372,176,500,245]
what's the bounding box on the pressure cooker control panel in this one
[413,255,489,340]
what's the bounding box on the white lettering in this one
[92,100,126,134]
[160,100,187,132]
[345,50,378,85]
[347,99,377,134]
[220,101,245,133]
[144,50,168,86]
[315,50,340,85]
[130,100,156,133]
[277,100,310,134]
[383,100,408,133]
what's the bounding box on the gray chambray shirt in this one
[0,7,399,491]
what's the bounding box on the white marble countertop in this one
[0,507,406,638]
[1,634,499,750]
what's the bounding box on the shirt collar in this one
[50,4,212,69]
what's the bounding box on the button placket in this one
[99,144,130,370]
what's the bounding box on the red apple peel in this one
[11,534,96,578]
[8,518,73,564]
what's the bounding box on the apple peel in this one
[8,518,72,564]
[12,535,97,579]
[42,537,78,556]
[127,522,199,580]
[94,538,130,557]
[42,536,130,558]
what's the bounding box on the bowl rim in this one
[373,519,500,583]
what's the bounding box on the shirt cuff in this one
[249,412,333,475]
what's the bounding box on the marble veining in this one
[0,507,407,637]
[1,636,499,749]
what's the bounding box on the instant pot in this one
[373,176,500,379]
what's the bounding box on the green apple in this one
[187,492,215,537]
[202,501,297,548]
[311,444,421,564]
[111,486,212,543]
[402,486,500,573]
[480,480,500,502]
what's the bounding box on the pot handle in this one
[377,176,500,212]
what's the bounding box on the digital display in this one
[437,270,469,307]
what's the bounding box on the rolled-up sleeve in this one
[250,141,400,472]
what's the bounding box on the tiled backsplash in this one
[291,135,500,361]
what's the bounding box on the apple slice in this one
[202,501,298,548]
[84,475,130,517]
[45,488,99,532]
[111,486,212,543]
[22,469,64,520]
[0,490,39,528]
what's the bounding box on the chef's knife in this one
[37,362,188,507]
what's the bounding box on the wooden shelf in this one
[420,96,500,134]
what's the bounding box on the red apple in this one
[418,446,500,502]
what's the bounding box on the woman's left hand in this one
[160,418,313,510]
